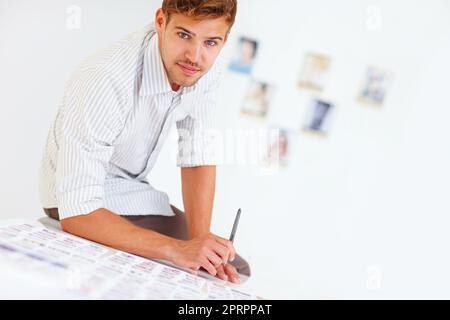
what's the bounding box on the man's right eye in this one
[178,32,190,40]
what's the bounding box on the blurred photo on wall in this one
[262,127,292,168]
[357,66,393,107]
[228,36,259,75]
[298,53,332,91]
[301,98,335,135]
[241,79,275,119]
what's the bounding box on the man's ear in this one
[155,8,166,31]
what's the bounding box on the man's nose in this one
[185,43,202,65]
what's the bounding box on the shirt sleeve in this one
[55,67,126,219]
[176,87,219,168]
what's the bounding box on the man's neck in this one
[171,82,181,92]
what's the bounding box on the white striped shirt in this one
[39,23,221,220]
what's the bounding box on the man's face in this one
[155,8,229,90]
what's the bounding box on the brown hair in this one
[162,0,237,27]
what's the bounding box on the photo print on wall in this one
[357,66,393,107]
[228,36,259,75]
[301,98,335,136]
[298,53,332,92]
[262,127,292,168]
[241,79,275,120]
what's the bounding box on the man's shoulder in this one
[73,24,156,90]
[63,25,157,120]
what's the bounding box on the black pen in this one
[229,208,241,244]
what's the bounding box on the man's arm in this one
[60,207,236,277]
[61,208,178,261]
[181,166,240,283]
[181,166,216,239]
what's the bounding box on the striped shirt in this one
[39,23,221,220]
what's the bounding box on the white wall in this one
[1,0,450,299]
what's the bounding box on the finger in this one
[214,237,236,262]
[224,264,240,284]
[201,258,217,276]
[205,249,223,268]
[211,242,229,264]
[216,264,228,281]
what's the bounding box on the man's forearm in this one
[61,208,179,261]
[181,166,216,239]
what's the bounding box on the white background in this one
[1,0,450,299]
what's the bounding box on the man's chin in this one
[176,76,202,88]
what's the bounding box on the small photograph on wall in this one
[301,98,335,136]
[263,128,292,168]
[241,80,275,119]
[228,37,259,75]
[357,66,393,107]
[298,53,332,91]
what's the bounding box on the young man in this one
[39,0,249,283]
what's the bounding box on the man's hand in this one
[216,263,240,284]
[170,233,236,277]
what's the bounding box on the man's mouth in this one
[177,63,200,76]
